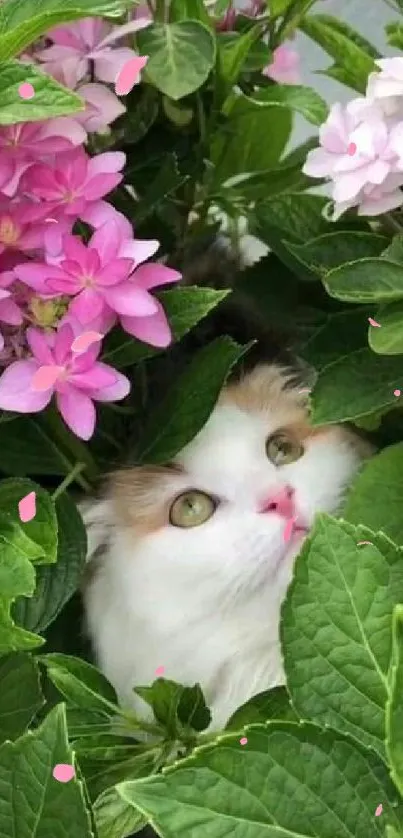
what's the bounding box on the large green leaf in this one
[369,301,403,355]
[0,477,57,564]
[226,686,298,731]
[0,653,44,745]
[94,785,146,838]
[0,0,128,60]
[0,415,78,476]
[211,93,292,184]
[288,232,389,275]
[300,308,371,371]
[215,26,261,103]
[135,337,248,463]
[0,61,82,123]
[0,704,93,837]
[255,193,329,244]
[250,85,328,125]
[311,348,403,425]
[0,512,47,653]
[282,515,403,757]
[299,14,377,93]
[324,258,403,303]
[13,493,86,634]
[137,21,216,100]
[116,722,403,837]
[40,653,119,715]
[103,288,228,368]
[344,443,403,545]
[386,604,403,797]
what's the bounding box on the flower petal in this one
[56,385,96,440]
[103,282,158,316]
[120,300,172,348]
[90,365,131,401]
[70,288,104,324]
[0,359,52,412]
[132,263,182,290]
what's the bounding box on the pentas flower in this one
[22,147,125,220]
[263,43,301,85]
[303,100,403,218]
[0,118,86,197]
[0,322,130,440]
[36,17,150,89]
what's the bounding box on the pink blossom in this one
[303,100,403,218]
[0,323,130,439]
[75,83,125,133]
[0,200,51,255]
[263,44,301,85]
[22,147,125,219]
[367,58,403,116]
[0,118,86,197]
[0,257,24,351]
[36,17,150,89]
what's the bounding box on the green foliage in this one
[0,61,83,122]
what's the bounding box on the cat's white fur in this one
[83,365,370,730]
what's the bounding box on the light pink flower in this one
[367,58,403,116]
[263,44,301,85]
[22,147,125,218]
[0,118,86,197]
[75,83,125,133]
[303,100,403,218]
[0,323,130,439]
[36,17,150,89]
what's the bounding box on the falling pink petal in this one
[347,142,357,156]
[45,218,59,224]
[375,804,383,817]
[32,365,61,391]
[394,389,401,397]
[52,763,75,783]
[18,82,35,99]
[368,317,381,327]
[283,517,296,543]
[18,491,36,523]
[357,540,373,546]
[299,388,311,394]
[71,331,102,353]
[155,665,165,676]
[240,737,248,745]
[115,55,148,96]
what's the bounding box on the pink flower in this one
[303,100,403,218]
[0,118,86,197]
[22,147,125,219]
[367,58,403,116]
[0,257,24,351]
[75,83,125,133]
[0,323,130,439]
[263,44,301,85]
[36,17,151,89]
[0,200,51,255]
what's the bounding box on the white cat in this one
[82,363,372,731]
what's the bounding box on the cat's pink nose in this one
[259,486,295,519]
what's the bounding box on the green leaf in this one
[299,14,377,93]
[211,93,292,184]
[13,493,87,634]
[129,153,188,224]
[0,513,47,653]
[0,61,82,122]
[0,0,128,60]
[324,258,403,303]
[0,704,93,837]
[224,160,314,202]
[369,301,403,355]
[344,443,403,545]
[386,604,403,796]
[80,745,160,802]
[40,653,119,715]
[226,686,298,731]
[136,336,248,463]
[0,653,44,745]
[383,234,403,263]
[282,515,403,757]
[117,722,403,837]
[137,21,216,100]
[385,22,403,52]
[254,192,329,244]
[94,785,146,838]
[170,0,211,25]
[135,678,210,736]
[250,84,328,125]
[103,287,228,368]
[288,232,389,275]
[215,27,261,103]
[0,477,57,564]
[300,308,371,371]
[310,348,403,425]
[0,415,78,476]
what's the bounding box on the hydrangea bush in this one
[2,0,403,836]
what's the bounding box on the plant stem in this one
[44,405,99,486]
[154,0,166,22]
[52,462,87,501]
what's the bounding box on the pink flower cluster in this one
[0,16,182,440]
[304,58,403,219]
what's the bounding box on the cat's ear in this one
[79,498,112,563]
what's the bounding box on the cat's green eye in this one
[169,490,216,528]
[266,432,304,466]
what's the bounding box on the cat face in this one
[107,365,372,614]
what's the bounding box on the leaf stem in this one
[52,462,88,501]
